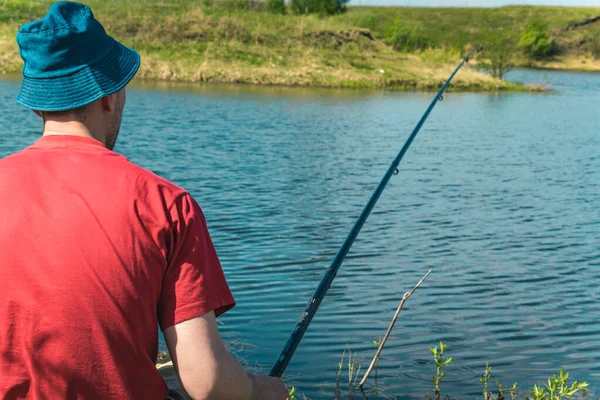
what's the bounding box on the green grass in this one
[5,0,598,90]
[336,6,599,45]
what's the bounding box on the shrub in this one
[478,35,516,80]
[526,368,588,400]
[430,341,453,400]
[344,11,380,32]
[290,0,348,15]
[266,0,286,14]
[519,19,555,60]
[586,33,600,60]
[215,17,252,43]
[384,18,431,52]
[289,0,308,15]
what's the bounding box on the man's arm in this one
[164,311,289,400]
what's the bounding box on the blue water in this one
[1,70,599,399]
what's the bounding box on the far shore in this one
[4,2,600,92]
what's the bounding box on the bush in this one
[344,11,380,33]
[289,0,308,15]
[586,33,600,60]
[526,369,588,400]
[384,18,431,52]
[478,35,516,80]
[215,17,252,43]
[290,0,348,15]
[519,19,555,60]
[266,0,286,14]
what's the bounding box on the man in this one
[0,2,289,399]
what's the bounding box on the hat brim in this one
[17,40,140,112]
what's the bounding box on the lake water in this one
[1,69,598,399]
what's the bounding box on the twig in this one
[348,349,352,394]
[353,357,365,389]
[358,269,432,389]
[335,346,347,400]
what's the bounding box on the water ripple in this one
[1,71,599,399]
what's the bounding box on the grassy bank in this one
[4,1,599,90]
[335,5,600,70]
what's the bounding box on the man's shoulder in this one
[0,149,29,166]
[1,145,191,212]
[125,160,189,209]
[0,148,43,175]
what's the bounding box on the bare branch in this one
[358,269,432,389]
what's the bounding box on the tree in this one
[478,36,516,80]
[519,19,555,60]
[586,32,600,60]
[267,0,286,14]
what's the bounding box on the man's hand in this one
[250,374,290,400]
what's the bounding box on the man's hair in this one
[40,105,89,123]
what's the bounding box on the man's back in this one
[0,135,233,399]
[1,3,289,399]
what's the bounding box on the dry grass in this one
[0,0,555,91]
[528,56,600,72]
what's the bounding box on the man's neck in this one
[42,120,106,147]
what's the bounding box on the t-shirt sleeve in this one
[158,193,235,331]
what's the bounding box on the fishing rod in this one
[269,48,481,378]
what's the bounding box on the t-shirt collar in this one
[31,135,108,150]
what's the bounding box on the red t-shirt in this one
[0,135,235,399]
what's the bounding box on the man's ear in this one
[101,93,116,113]
[32,110,43,118]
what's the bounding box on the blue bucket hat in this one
[16,1,140,111]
